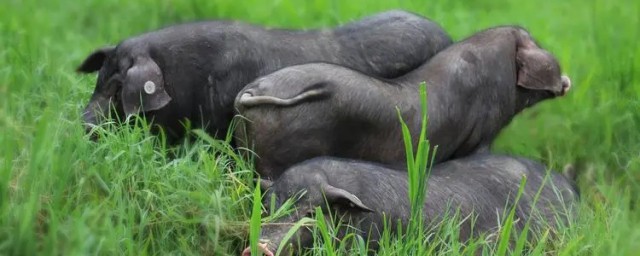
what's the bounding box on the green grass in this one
[1,0,639,255]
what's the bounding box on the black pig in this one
[243,154,578,255]
[235,26,572,178]
[77,10,452,143]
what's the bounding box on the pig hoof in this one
[241,243,274,256]
[561,75,571,96]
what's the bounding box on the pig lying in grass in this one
[235,26,571,179]
[243,154,578,255]
[77,10,452,143]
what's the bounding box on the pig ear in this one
[323,185,374,212]
[120,57,172,115]
[515,48,561,92]
[77,46,115,73]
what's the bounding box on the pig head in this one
[243,168,380,256]
[79,46,174,136]
[423,26,572,162]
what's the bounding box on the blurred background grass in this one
[0,0,638,255]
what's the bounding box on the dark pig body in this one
[245,154,578,255]
[235,26,571,178]
[77,10,452,143]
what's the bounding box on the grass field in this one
[1,0,639,255]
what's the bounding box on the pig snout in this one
[560,75,571,96]
[82,95,117,139]
[82,111,99,141]
[241,242,275,256]
[82,101,103,140]
[82,106,98,131]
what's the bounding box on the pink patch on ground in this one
[241,243,274,256]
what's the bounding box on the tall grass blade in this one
[314,208,336,256]
[249,182,263,256]
[496,175,528,256]
[276,218,315,256]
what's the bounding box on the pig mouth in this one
[559,75,571,96]
[82,85,127,139]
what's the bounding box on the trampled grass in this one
[1,0,639,255]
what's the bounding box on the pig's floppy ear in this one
[515,48,560,91]
[77,46,115,73]
[120,57,172,115]
[323,184,374,212]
